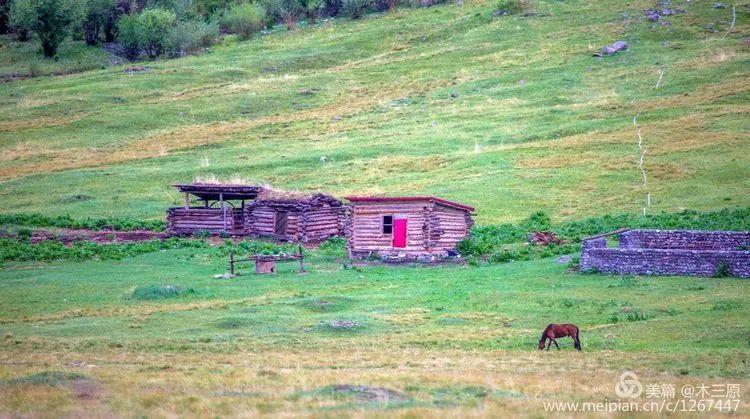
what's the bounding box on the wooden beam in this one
[184,193,190,209]
[220,192,226,232]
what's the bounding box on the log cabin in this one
[246,193,348,243]
[345,196,475,261]
[167,183,348,242]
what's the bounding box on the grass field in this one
[1,0,749,416]
[0,242,748,416]
[0,0,748,223]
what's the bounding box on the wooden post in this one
[229,252,235,275]
[184,193,190,209]
[298,245,305,273]
[220,192,226,232]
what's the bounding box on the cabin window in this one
[382,215,393,234]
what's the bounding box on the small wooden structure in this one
[346,196,475,260]
[167,183,348,242]
[229,246,305,275]
[167,183,261,235]
[246,193,348,243]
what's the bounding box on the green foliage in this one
[115,13,141,58]
[0,213,165,231]
[9,0,80,56]
[166,19,218,56]
[131,284,195,300]
[494,0,534,15]
[714,261,731,278]
[218,238,298,257]
[341,0,368,18]
[0,237,209,262]
[81,0,115,45]
[1,371,86,386]
[137,8,175,57]
[116,8,176,58]
[317,236,347,257]
[219,2,266,40]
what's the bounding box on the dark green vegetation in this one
[0,212,166,231]
[0,0,747,223]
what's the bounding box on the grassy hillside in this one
[1,245,748,416]
[0,0,748,223]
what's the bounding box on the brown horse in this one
[538,323,581,351]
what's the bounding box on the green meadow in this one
[1,243,748,416]
[0,0,749,416]
[0,0,748,223]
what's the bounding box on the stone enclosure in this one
[580,230,750,278]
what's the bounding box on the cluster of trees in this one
[0,0,453,59]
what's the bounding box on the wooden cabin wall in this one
[429,205,473,251]
[246,206,302,240]
[348,202,428,256]
[301,205,347,242]
[167,208,230,234]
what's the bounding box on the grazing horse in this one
[538,323,581,351]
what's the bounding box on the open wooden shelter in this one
[166,183,348,242]
[345,196,475,260]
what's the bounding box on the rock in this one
[712,3,726,9]
[492,9,510,16]
[595,41,629,57]
[555,255,573,265]
[213,273,236,279]
[124,66,147,74]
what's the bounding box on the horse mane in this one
[539,323,553,342]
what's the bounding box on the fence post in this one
[298,245,305,273]
[229,252,235,275]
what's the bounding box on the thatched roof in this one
[173,183,262,201]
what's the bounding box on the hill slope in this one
[0,0,748,223]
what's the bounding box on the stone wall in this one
[580,230,750,278]
[618,230,750,250]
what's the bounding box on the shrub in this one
[341,0,368,18]
[220,2,266,39]
[136,8,175,57]
[166,19,218,55]
[131,285,194,300]
[10,0,80,57]
[0,213,165,231]
[116,13,141,58]
[82,0,116,45]
[494,0,534,15]
[116,8,175,58]
[714,261,731,278]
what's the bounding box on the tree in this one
[82,0,116,45]
[137,8,174,57]
[117,8,175,58]
[10,0,79,57]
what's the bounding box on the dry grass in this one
[1,348,748,417]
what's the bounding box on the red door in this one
[392,218,407,248]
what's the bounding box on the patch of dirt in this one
[331,385,408,403]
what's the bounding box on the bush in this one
[166,19,218,55]
[117,8,175,58]
[220,2,266,39]
[10,0,80,57]
[137,8,175,57]
[82,0,116,45]
[116,13,141,59]
[131,285,194,300]
[0,213,165,231]
[494,0,534,15]
[0,237,209,263]
[714,261,731,278]
[341,0,368,18]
